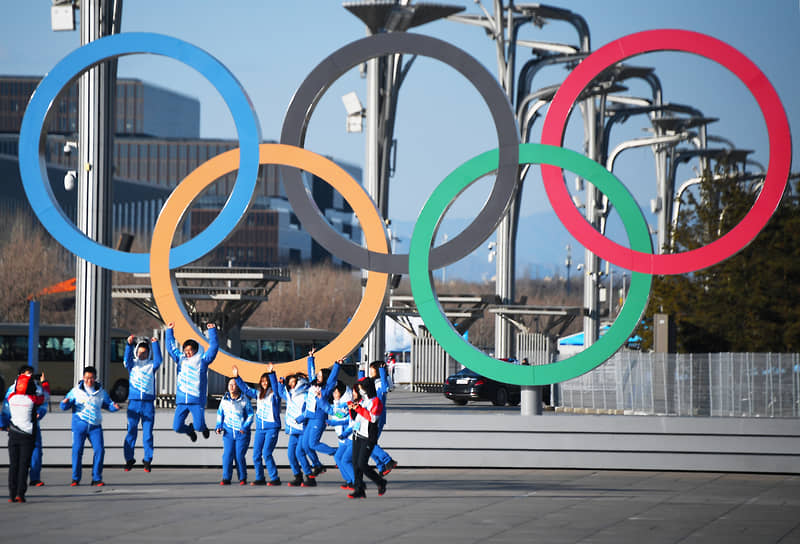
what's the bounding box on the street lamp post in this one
[343,1,464,366]
[73,0,121,385]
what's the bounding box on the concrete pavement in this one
[1,467,798,543]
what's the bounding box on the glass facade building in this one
[0,75,361,268]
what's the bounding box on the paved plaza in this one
[1,467,798,543]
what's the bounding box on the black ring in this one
[279,32,520,273]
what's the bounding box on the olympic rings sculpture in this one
[18,28,791,385]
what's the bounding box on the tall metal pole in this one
[578,32,600,350]
[493,0,515,363]
[74,0,118,385]
[362,44,385,366]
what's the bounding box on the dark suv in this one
[443,367,520,406]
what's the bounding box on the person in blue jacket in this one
[302,349,341,475]
[123,335,163,472]
[215,376,254,485]
[60,366,120,486]
[232,363,281,486]
[5,365,48,487]
[275,371,316,487]
[165,322,218,442]
[318,381,355,489]
[359,361,398,476]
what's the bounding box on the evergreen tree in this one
[640,163,800,353]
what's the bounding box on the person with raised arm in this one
[123,335,162,472]
[165,322,218,442]
[302,347,341,476]
[317,376,355,490]
[232,363,282,486]
[274,368,316,487]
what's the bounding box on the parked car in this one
[443,367,520,406]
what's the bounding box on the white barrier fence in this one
[560,351,800,417]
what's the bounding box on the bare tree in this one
[0,210,74,323]
[248,262,361,330]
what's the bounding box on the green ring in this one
[409,143,653,386]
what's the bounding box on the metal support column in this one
[74,0,119,384]
[581,34,600,350]
[362,51,385,366]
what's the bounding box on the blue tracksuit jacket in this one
[165,327,218,404]
[124,340,163,401]
[60,380,119,426]
[276,377,308,435]
[303,357,340,421]
[235,374,281,431]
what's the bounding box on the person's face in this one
[368,366,377,378]
[260,376,269,389]
[15,379,27,394]
[332,388,341,401]
[183,345,196,358]
[287,376,297,390]
[227,379,238,396]
[316,370,323,382]
[136,346,149,359]
[83,372,96,389]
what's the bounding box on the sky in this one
[3,1,799,280]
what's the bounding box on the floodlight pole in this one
[73,0,121,385]
[344,1,464,366]
[362,38,386,366]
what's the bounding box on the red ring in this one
[541,29,792,274]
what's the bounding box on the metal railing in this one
[410,330,457,392]
[559,352,800,417]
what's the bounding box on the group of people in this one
[213,344,398,498]
[2,321,398,502]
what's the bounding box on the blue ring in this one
[19,32,261,273]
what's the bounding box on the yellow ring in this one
[150,143,389,382]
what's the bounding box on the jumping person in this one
[123,335,162,472]
[233,363,282,486]
[60,367,119,486]
[165,322,218,442]
[215,377,253,485]
[347,376,387,498]
[275,372,316,487]
[1,372,49,503]
[5,366,48,487]
[303,349,341,475]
